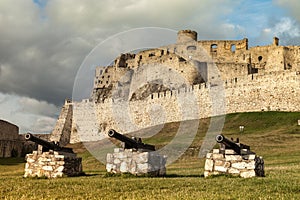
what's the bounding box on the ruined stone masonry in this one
[50,99,73,146]
[69,70,299,142]
[50,30,299,143]
[0,120,23,157]
[106,148,167,176]
[24,150,82,178]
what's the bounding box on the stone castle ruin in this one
[0,120,23,157]
[0,120,50,158]
[47,30,299,143]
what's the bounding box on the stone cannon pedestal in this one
[24,150,82,178]
[204,149,264,178]
[106,148,167,176]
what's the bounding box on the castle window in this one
[149,53,155,57]
[187,45,197,51]
[258,56,263,62]
[211,44,218,52]
[231,44,236,52]
[108,75,110,78]
[139,55,142,60]
[106,81,109,84]
[285,63,292,70]
[179,57,186,62]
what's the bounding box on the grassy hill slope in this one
[1,111,300,199]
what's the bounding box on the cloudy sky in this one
[0,0,300,133]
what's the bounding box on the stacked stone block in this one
[204,149,264,178]
[24,150,82,178]
[106,148,166,176]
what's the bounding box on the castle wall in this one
[216,62,249,80]
[0,120,23,157]
[283,46,300,71]
[224,71,299,113]
[71,100,103,143]
[249,46,285,72]
[50,99,73,146]
[70,71,300,142]
[0,120,19,140]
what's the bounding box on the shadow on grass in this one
[164,174,203,178]
[0,157,25,165]
[103,172,203,178]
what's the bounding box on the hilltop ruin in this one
[49,30,299,143]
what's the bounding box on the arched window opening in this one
[231,44,236,52]
[211,44,218,52]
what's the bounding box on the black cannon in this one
[25,133,74,153]
[108,129,155,151]
[215,134,251,155]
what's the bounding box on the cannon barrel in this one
[216,134,244,155]
[108,129,155,151]
[25,133,74,153]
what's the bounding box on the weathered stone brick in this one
[214,165,228,173]
[225,155,243,161]
[204,159,214,171]
[228,167,240,174]
[212,153,224,160]
[232,162,247,169]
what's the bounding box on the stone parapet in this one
[204,149,264,178]
[106,148,167,176]
[24,150,82,178]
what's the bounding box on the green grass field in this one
[1,112,300,199]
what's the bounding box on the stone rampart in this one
[72,71,300,141]
[70,71,299,142]
[50,99,73,146]
[0,120,23,157]
[71,100,103,143]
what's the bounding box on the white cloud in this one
[0,92,60,133]
[275,0,300,22]
[221,23,246,38]
[273,17,300,37]
[255,17,300,45]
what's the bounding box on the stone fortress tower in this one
[49,30,300,144]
